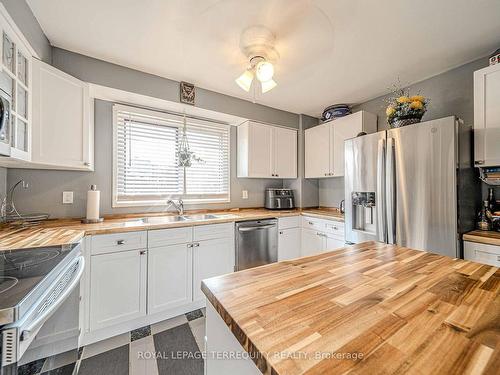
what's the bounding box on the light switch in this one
[62,191,74,204]
[242,190,248,199]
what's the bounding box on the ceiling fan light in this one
[261,79,277,93]
[255,61,274,82]
[235,70,254,92]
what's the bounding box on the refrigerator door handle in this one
[376,138,387,243]
[386,137,396,244]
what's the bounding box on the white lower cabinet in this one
[85,223,234,342]
[300,216,346,257]
[301,229,325,257]
[278,227,301,261]
[193,238,234,302]
[464,241,500,267]
[148,243,193,315]
[89,249,147,331]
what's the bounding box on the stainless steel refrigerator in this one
[344,116,477,258]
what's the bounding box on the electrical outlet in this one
[62,191,74,204]
[242,190,248,199]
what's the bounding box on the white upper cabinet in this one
[474,63,500,167]
[0,11,33,161]
[31,58,94,170]
[305,111,377,178]
[273,126,297,178]
[305,123,330,178]
[237,121,297,178]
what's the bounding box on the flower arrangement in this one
[385,87,428,128]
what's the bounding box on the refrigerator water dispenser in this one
[351,192,376,234]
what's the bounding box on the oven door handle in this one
[21,256,85,341]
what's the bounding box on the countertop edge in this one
[463,231,500,246]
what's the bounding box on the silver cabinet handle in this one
[140,250,146,255]
[308,221,314,225]
[116,240,125,245]
[83,162,90,166]
[279,231,284,235]
[238,224,276,232]
[194,243,200,247]
[475,160,485,165]
[187,244,193,248]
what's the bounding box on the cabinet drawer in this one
[278,216,300,230]
[91,231,147,255]
[193,223,233,241]
[324,221,345,239]
[464,241,500,267]
[302,216,326,232]
[148,227,193,248]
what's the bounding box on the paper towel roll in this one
[86,185,100,221]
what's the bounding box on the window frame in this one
[112,104,231,207]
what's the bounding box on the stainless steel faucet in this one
[167,199,184,215]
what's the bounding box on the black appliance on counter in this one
[265,188,295,210]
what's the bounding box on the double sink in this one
[133,213,235,225]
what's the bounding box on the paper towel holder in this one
[81,184,104,224]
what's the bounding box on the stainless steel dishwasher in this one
[235,219,278,271]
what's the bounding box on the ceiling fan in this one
[235,26,279,94]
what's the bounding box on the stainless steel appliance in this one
[265,188,295,210]
[236,219,278,271]
[0,243,85,374]
[344,116,476,258]
[0,70,12,157]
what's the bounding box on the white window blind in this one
[113,104,230,206]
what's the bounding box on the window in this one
[113,104,230,207]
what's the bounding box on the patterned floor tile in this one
[40,362,76,375]
[153,323,203,375]
[151,315,188,335]
[189,317,206,351]
[17,358,46,375]
[185,309,203,321]
[79,345,129,375]
[131,325,151,342]
[82,332,130,360]
[40,349,78,373]
[129,336,158,375]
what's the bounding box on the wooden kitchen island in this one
[201,241,499,375]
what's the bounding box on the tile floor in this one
[22,308,206,375]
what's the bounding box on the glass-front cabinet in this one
[1,18,31,160]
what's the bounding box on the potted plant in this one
[385,88,428,128]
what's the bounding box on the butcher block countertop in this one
[464,230,500,246]
[201,241,500,375]
[0,207,343,251]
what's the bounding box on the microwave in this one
[0,70,12,157]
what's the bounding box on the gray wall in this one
[8,100,284,218]
[52,48,299,129]
[318,55,491,207]
[0,0,51,62]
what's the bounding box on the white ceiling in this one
[27,0,500,117]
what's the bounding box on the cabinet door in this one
[89,249,146,331]
[464,241,500,267]
[325,235,345,252]
[273,127,297,178]
[332,115,362,177]
[193,238,234,302]
[31,59,94,170]
[305,123,330,178]
[474,65,500,166]
[148,243,193,315]
[278,227,301,261]
[301,229,325,257]
[248,122,273,177]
